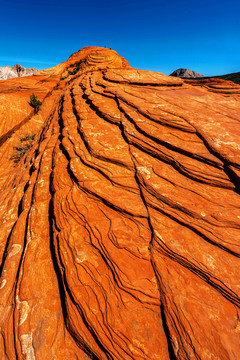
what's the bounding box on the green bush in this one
[11,134,36,164]
[20,134,36,142]
[60,63,81,81]
[29,94,42,113]
[68,63,80,76]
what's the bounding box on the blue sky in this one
[1,0,239,76]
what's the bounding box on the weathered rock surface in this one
[0,47,240,359]
[170,68,204,78]
[0,64,38,80]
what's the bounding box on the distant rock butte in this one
[0,46,240,359]
[170,68,204,78]
[0,64,38,80]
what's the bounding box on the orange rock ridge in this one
[0,46,240,359]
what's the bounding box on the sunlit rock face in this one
[0,47,240,359]
[0,64,38,80]
[170,68,204,78]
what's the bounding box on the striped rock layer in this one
[0,47,240,360]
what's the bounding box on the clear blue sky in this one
[1,0,239,76]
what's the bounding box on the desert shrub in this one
[68,63,80,76]
[20,134,36,142]
[11,134,36,164]
[29,94,42,113]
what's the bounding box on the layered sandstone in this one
[0,47,240,360]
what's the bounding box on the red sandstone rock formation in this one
[0,47,240,359]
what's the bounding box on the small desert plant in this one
[11,134,36,164]
[29,94,42,113]
[20,134,36,142]
[68,63,80,76]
